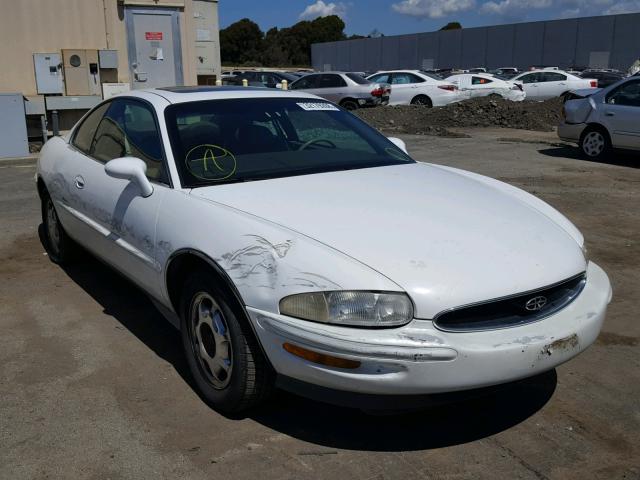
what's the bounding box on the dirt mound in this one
[356,97,564,136]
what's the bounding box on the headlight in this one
[279,291,414,327]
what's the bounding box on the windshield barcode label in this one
[296,102,339,111]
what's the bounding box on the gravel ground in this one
[1,132,639,479]
[356,97,564,137]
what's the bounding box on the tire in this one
[41,191,77,264]
[180,270,274,413]
[410,95,432,107]
[340,99,358,111]
[580,126,611,160]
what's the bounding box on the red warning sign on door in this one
[145,32,163,41]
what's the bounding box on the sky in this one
[219,0,640,36]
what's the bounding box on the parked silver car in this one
[558,76,640,159]
[290,72,390,110]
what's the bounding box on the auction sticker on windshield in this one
[296,102,340,111]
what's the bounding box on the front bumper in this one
[247,261,611,396]
[558,121,587,143]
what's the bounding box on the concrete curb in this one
[0,155,38,166]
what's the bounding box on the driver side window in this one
[519,73,540,84]
[91,99,168,183]
[606,80,640,107]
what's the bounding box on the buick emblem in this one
[525,296,547,311]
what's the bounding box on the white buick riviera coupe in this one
[37,87,612,412]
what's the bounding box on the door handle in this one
[74,175,85,189]
[605,111,615,117]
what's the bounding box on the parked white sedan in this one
[367,70,460,107]
[512,69,598,101]
[559,76,640,159]
[37,87,611,412]
[445,73,526,101]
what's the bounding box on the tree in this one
[220,15,348,67]
[220,18,264,64]
[440,22,462,30]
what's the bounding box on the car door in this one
[389,72,419,105]
[469,76,497,98]
[62,97,170,293]
[315,74,348,103]
[539,72,568,99]
[517,73,542,100]
[602,79,640,150]
[290,73,321,94]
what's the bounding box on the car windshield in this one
[164,97,414,187]
[279,72,299,82]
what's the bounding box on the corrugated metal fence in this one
[311,13,640,73]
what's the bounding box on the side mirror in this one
[104,157,153,197]
[387,137,408,154]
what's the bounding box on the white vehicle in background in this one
[512,69,598,101]
[559,76,640,159]
[366,70,460,107]
[445,73,526,101]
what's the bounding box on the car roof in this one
[120,86,319,105]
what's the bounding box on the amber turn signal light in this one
[283,343,361,370]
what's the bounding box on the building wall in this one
[193,0,222,80]
[0,0,220,96]
[311,13,640,73]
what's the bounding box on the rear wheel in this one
[410,95,432,107]
[41,191,76,264]
[340,99,359,111]
[180,270,274,413]
[580,127,611,160]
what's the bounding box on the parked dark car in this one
[234,71,300,89]
[580,70,626,88]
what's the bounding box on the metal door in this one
[126,8,183,89]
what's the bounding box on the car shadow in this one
[251,371,556,451]
[539,145,639,168]
[46,227,557,451]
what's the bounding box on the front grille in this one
[434,273,587,332]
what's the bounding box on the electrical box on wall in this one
[33,53,64,94]
[99,49,118,69]
[62,49,101,96]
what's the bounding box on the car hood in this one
[191,163,586,319]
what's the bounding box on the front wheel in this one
[580,127,611,160]
[41,192,77,264]
[180,271,274,413]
